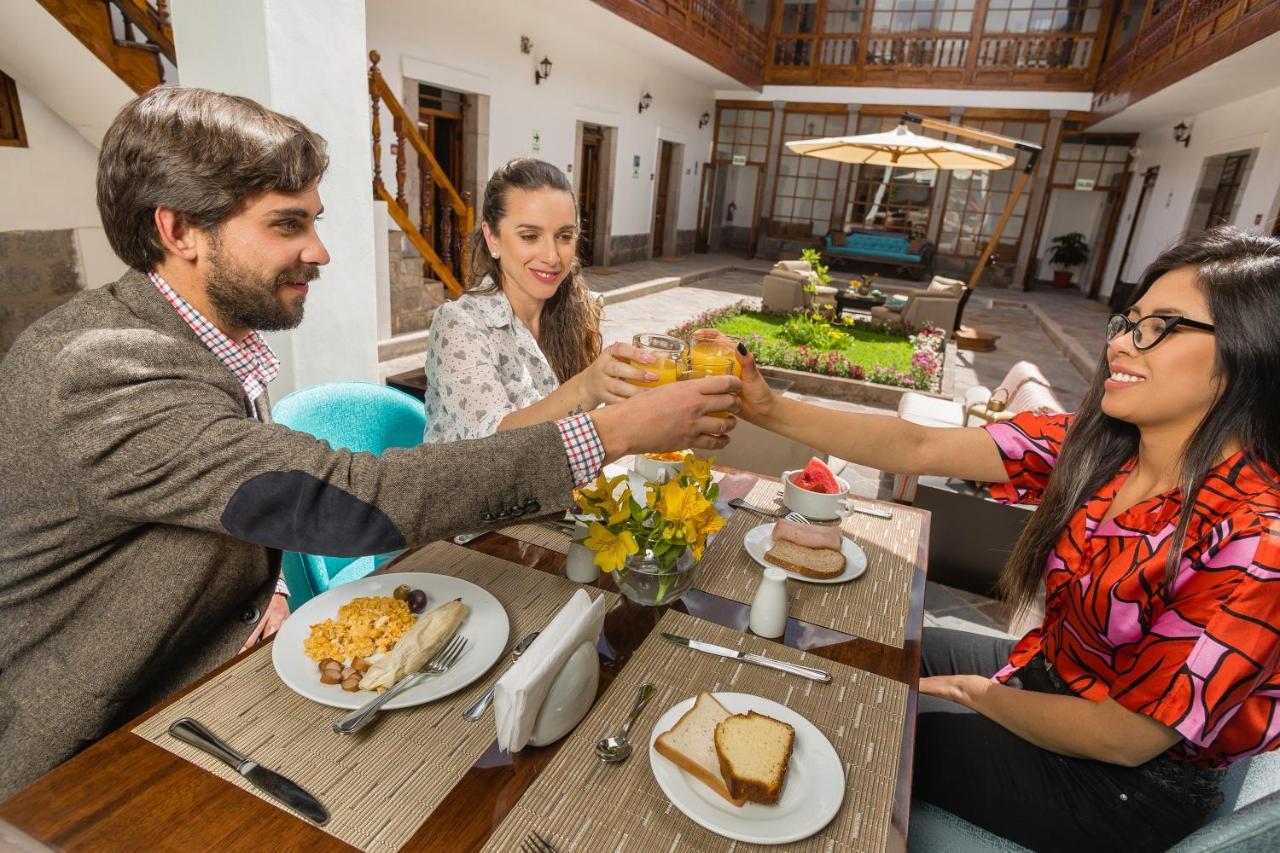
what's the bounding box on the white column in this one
[169,0,379,396]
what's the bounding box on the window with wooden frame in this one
[820,0,866,66]
[937,118,1047,258]
[714,107,772,165]
[842,114,936,239]
[773,0,819,67]
[770,111,848,238]
[871,0,976,33]
[1,71,28,148]
[983,0,1105,34]
[1051,133,1131,190]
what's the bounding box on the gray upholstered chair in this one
[870,275,965,334]
[908,749,1280,852]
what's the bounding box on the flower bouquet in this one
[574,454,725,605]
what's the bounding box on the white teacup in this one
[782,470,854,521]
[633,453,686,484]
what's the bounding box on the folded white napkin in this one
[493,589,606,752]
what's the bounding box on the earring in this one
[492,253,499,260]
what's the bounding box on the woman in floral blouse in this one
[424,158,657,442]
[726,227,1280,852]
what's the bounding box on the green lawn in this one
[713,311,915,372]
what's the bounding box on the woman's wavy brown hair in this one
[466,158,601,382]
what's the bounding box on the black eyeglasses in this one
[1106,313,1215,351]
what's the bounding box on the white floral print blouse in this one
[422,284,561,443]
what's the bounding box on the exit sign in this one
[1074,178,1096,191]
[731,154,747,166]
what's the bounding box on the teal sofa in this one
[823,230,934,279]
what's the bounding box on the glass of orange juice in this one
[689,330,742,378]
[628,333,685,388]
[678,356,736,417]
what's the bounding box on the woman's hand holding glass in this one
[580,341,665,405]
[689,329,776,424]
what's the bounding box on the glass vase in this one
[615,548,699,606]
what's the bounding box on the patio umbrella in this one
[785,123,1015,171]
[787,115,1041,350]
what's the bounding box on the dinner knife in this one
[661,632,832,683]
[168,717,330,825]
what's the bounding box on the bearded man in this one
[0,87,740,797]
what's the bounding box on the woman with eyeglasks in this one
[708,227,1280,852]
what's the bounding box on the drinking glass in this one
[628,333,685,388]
[689,329,742,378]
[678,357,736,417]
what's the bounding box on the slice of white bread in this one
[765,539,846,579]
[654,692,745,807]
[714,711,796,805]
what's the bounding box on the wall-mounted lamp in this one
[535,56,552,85]
[638,92,653,114]
[698,111,711,129]
[1173,121,1191,147]
[520,35,532,54]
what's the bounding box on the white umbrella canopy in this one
[785,123,1015,171]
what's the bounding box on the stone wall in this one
[1,229,82,356]
[607,233,649,266]
[675,229,695,256]
[388,235,448,336]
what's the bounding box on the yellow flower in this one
[655,480,706,524]
[680,454,713,487]
[583,522,639,573]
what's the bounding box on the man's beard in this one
[204,238,319,333]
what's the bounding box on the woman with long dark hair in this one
[725,227,1280,851]
[424,158,656,442]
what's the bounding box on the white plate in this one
[648,692,845,845]
[742,523,867,584]
[272,572,509,710]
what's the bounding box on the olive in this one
[406,589,428,614]
[393,584,412,601]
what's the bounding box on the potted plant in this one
[1048,232,1090,288]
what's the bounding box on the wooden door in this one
[652,142,676,257]
[418,86,466,281]
[695,162,716,253]
[578,126,602,267]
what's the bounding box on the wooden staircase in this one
[35,0,175,94]
[368,51,472,297]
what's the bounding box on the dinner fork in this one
[332,635,468,735]
[785,511,810,524]
[519,831,560,853]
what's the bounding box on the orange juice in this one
[627,352,680,388]
[689,338,742,378]
[679,358,736,417]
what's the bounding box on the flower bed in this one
[669,301,945,392]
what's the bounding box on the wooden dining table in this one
[0,476,928,852]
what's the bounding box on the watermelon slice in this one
[791,457,840,494]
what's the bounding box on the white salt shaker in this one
[564,520,600,583]
[749,567,789,638]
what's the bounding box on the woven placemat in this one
[695,480,921,648]
[483,609,908,852]
[133,542,617,853]
[497,522,571,554]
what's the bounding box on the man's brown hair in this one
[97,86,329,271]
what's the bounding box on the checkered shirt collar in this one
[148,271,281,403]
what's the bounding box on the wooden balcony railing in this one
[592,0,765,86]
[368,51,471,297]
[1092,0,1280,114]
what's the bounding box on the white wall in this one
[1036,189,1108,282]
[0,82,126,288]
[365,0,717,241]
[1100,86,1280,294]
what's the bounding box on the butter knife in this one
[661,632,832,683]
[168,718,329,825]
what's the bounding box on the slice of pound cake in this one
[713,711,796,805]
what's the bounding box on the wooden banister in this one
[368,51,471,297]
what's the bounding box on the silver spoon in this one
[461,631,541,721]
[595,681,656,764]
[728,498,784,518]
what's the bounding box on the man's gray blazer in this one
[0,269,579,797]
